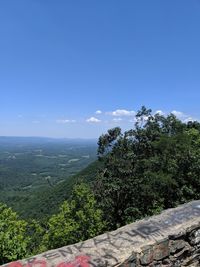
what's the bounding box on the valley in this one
[0,137,98,218]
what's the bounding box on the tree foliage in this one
[42,183,105,250]
[95,106,200,229]
[0,203,29,264]
[1,183,105,264]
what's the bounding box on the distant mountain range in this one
[0,136,98,145]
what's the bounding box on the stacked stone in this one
[124,227,200,266]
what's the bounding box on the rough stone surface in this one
[2,200,200,267]
[153,240,169,261]
[169,239,187,254]
[188,228,200,245]
[140,245,154,265]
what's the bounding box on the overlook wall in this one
[3,200,200,267]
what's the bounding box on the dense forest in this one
[0,138,97,218]
[1,106,200,264]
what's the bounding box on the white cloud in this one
[107,109,136,117]
[171,110,185,118]
[142,115,149,121]
[95,110,102,114]
[129,118,137,123]
[184,117,195,123]
[86,117,101,123]
[56,119,76,124]
[155,110,165,116]
[113,118,122,122]
[171,110,195,122]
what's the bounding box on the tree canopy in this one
[95,106,200,228]
[42,183,105,250]
[0,203,29,264]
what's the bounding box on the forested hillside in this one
[1,107,200,264]
[16,160,102,219]
[0,137,97,218]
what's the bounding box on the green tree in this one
[25,219,46,256]
[0,203,29,264]
[43,183,105,250]
[95,106,200,229]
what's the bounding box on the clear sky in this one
[0,0,200,138]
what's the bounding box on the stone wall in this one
[2,200,200,267]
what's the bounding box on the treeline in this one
[1,106,200,264]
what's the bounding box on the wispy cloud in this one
[55,109,197,128]
[113,118,122,122]
[154,110,165,116]
[86,117,101,123]
[32,120,40,124]
[171,110,191,121]
[171,110,185,118]
[56,119,76,124]
[171,110,196,122]
[129,118,137,123]
[107,109,135,117]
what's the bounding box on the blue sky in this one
[0,0,200,138]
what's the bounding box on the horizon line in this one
[0,135,98,140]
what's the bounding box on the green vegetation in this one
[95,106,200,228]
[42,183,105,250]
[0,183,105,265]
[1,107,200,264]
[14,160,103,220]
[0,203,28,264]
[0,138,97,218]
